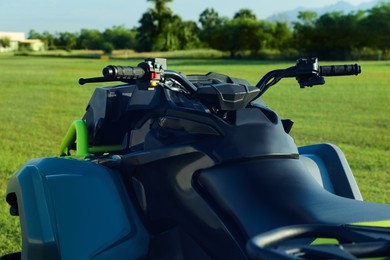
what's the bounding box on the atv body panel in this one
[6,158,149,260]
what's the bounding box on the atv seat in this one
[196,156,390,240]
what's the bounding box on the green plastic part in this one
[311,237,339,245]
[59,120,123,158]
[311,220,390,246]
[353,220,390,228]
[89,145,123,154]
[59,120,90,157]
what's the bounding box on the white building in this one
[0,32,45,52]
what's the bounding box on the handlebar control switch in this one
[144,58,167,83]
[296,58,325,88]
[296,58,320,76]
[137,58,167,90]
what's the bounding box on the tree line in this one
[25,0,390,60]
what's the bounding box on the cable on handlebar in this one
[255,67,296,98]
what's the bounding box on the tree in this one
[136,11,156,51]
[360,2,390,54]
[78,29,104,50]
[176,21,201,49]
[28,30,41,39]
[199,8,292,57]
[136,0,176,51]
[198,8,226,48]
[150,0,173,11]
[136,0,200,51]
[294,11,364,59]
[199,8,222,29]
[150,14,184,51]
[227,18,262,57]
[293,11,317,55]
[297,11,318,26]
[210,17,264,58]
[271,21,293,51]
[0,37,11,48]
[55,32,77,51]
[103,26,137,49]
[233,8,257,20]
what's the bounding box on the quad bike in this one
[2,58,390,259]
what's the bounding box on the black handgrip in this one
[102,65,146,80]
[319,64,361,76]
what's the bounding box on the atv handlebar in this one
[79,58,361,98]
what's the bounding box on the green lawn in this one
[0,55,389,255]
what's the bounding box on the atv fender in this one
[299,143,362,200]
[6,157,149,260]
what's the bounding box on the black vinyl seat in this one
[196,157,390,240]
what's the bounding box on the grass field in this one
[0,54,389,255]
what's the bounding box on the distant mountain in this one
[267,0,383,24]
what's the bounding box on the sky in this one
[0,0,374,35]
